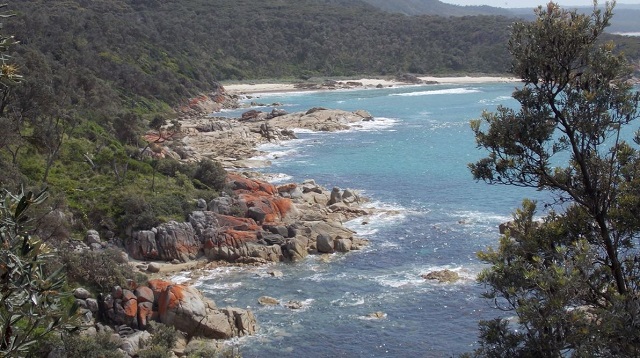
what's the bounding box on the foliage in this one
[362,0,513,16]
[62,331,124,358]
[147,321,177,349]
[469,2,640,356]
[0,0,636,240]
[137,322,177,358]
[193,159,227,191]
[61,248,147,292]
[4,0,518,105]
[0,188,77,357]
[185,339,242,358]
[138,345,172,358]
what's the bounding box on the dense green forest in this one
[0,0,637,246]
[6,0,515,105]
[0,0,521,239]
[361,0,513,16]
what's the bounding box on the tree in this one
[468,1,640,356]
[0,188,77,357]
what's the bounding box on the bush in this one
[0,188,78,357]
[193,159,226,191]
[114,191,160,232]
[137,322,177,358]
[147,321,177,349]
[62,248,147,291]
[138,345,172,358]
[63,331,124,358]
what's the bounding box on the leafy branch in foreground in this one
[468,1,640,356]
[0,188,78,357]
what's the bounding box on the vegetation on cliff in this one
[0,0,639,355]
[469,3,640,356]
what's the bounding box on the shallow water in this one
[195,83,554,357]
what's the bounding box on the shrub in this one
[138,345,172,358]
[62,248,147,291]
[193,159,226,191]
[147,321,177,349]
[0,188,78,357]
[62,331,124,358]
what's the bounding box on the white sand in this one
[418,76,520,84]
[223,76,520,95]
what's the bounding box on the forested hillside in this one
[5,0,515,107]
[0,0,638,237]
[361,0,512,16]
[510,3,640,33]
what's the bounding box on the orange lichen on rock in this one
[227,174,277,195]
[148,279,172,298]
[158,284,186,316]
[277,183,297,193]
[188,95,209,107]
[215,214,259,231]
[221,229,258,244]
[122,297,138,319]
[273,197,293,218]
[137,301,154,328]
[237,193,293,223]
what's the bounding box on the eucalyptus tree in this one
[468,1,640,356]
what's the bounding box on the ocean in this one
[194,83,554,357]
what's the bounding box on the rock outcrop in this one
[124,174,370,265]
[421,269,460,283]
[179,108,373,167]
[71,280,255,357]
[178,83,238,115]
[97,280,256,340]
[124,221,199,263]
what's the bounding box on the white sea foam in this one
[344,199,413,237]
[302,273,331,282]
[259,173,293,184]
[425,120,465,131]
[250,149,298,161]
[331,292,366,307]
[370,264,480,290]
[450,209,511,228]
[374,272,425,288]
[390,88,481,97]
[346,117,399,132]
[205,282,244,291]
[168,272,192,284]
[419,265,480,283]
[290,127,321,134]
[357,312,388,321]
[478,95,512,105]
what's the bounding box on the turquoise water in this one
[198,83,553,357]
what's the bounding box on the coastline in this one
[223,75,520,95]
[137,111,388,278]
[159,75,522,278]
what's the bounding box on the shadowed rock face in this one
[124,221,199,262]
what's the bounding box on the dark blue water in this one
[195,83,554,357]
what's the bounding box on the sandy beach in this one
[223,75,520,95]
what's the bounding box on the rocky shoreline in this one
[70,84,397,357]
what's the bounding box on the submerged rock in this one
[285,300,303,310]
[421,269,460,283]
[258,296,279,306]
[367,311,387,319]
